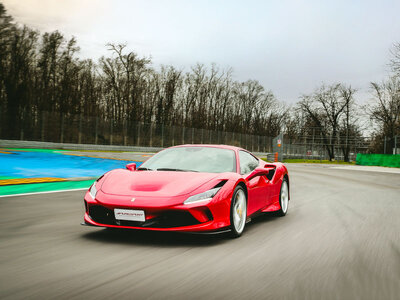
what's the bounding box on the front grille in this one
[88,205,115,225]
[143,211,200,228]
[88,205,201,228]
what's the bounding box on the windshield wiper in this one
[156,168,198,172]
[137,167,153,171]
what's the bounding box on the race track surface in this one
[1,164,399,299]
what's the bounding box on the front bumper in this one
[82,185,234,232]
[83,212,228,232]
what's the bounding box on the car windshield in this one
[139,146,236,173]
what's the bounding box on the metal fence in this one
[0,111,274,153]
[384,136,400,154]
[282,140,367,161]
[0,111,383,160]
[281,133,372,161]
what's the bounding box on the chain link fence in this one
[384,136,400,154]
[281,133,371,161]
[0,111,380,160]
[282,141,365,161]
[0,111,274,153]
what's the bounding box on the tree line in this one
[0,3,285,141]
[0,3,399,159]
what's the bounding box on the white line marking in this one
[330,165,400,174]
[0,188,88,198]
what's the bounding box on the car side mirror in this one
[126,163,137,171]
[248,167,274,180]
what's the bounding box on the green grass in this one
[261,158,355,164]
[0,180,95,196]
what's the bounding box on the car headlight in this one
[89,183,97,199]
[184,187,221,205]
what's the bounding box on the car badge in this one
[131,198,136,202]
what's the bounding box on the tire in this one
[229,185,247,238]
[277,178,289,217]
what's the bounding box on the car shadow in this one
[253,211,281,223]
[81,227,229,247]
[244,211,281,231]
[81,212,281,247]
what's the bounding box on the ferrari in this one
[82,145,290,237]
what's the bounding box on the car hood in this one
[100,169,220,197]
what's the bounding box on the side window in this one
[239,151,259,175]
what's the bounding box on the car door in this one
[239,151,270,215]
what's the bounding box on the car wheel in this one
[277,178,289,216]
[230,185,247,238]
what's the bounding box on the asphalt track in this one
[1,164,399,300]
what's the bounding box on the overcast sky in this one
[3,0,400,104]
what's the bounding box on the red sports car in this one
[82,145,290,237]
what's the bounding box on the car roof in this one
[170,144,246,152]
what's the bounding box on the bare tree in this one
[3,24,38,137]
[390,43,400,76]
[368,77,400,152]
[100,43,151,123]
[299,84,354,160]
[338,85,358,161]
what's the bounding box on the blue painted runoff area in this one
[0,150,142,179]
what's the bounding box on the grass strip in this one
[0,180,95,196]
[261,158,355,164]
